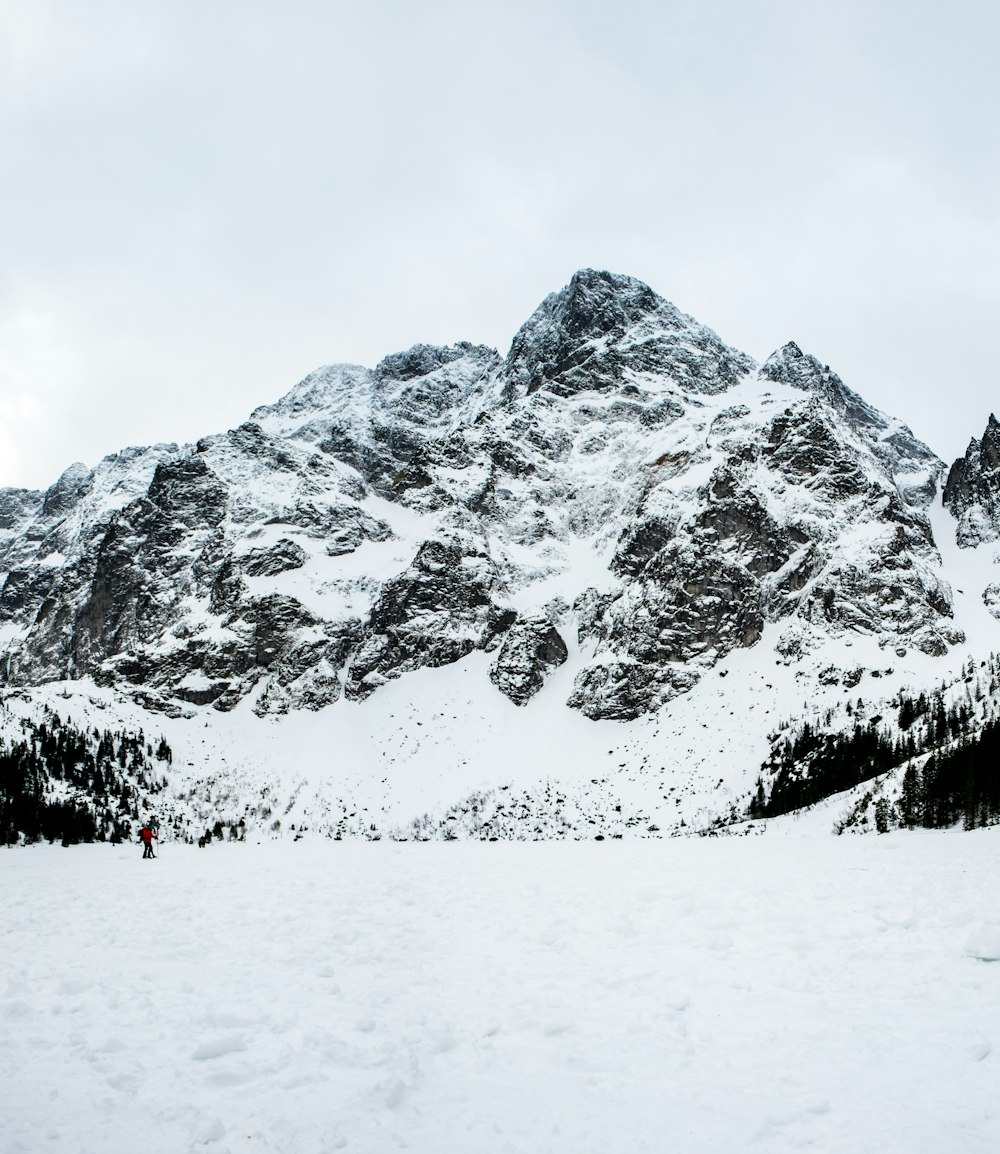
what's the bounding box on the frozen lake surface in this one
[2,831,999,1153]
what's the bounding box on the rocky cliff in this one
[943,414,1000,546]
[0,271,972,724]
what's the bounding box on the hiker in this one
[140,822,157,859]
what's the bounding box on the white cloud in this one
[0,294,87,489]
[1,0,999,486]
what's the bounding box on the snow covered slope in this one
[1,269,998,840]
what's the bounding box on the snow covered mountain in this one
[2,270,998,842]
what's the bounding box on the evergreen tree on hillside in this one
[0,711,169,846]
[752,672,1000,830]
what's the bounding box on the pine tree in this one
[899,765,923,828]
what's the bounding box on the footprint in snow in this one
[965,927,1000,962]
[191,1033,248,1061]
[106,1070,144,1095]
[188,1112,226,1145]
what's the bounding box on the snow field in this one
[2,833,999,1154]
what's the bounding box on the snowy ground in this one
[4,833,1000,1154]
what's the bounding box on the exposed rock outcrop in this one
[943,414,1000,545]
[490,615,568,705]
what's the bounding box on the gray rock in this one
[943,414,1000,545]
[241,538,307,577]
[345,532,500,700]
[502,269,754,400]
[490,616,568,705]
[567,660,700,721]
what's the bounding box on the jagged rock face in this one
[74,457,228,665]
[41,463,92,520]
[943,415,1000,545]
[0,269,967,720]
[0,487,43,532]
[489,615,568,705]
[759,343,942,488]
[240,538,307,577]
[344,529,501,700]
[567,660,700,721]
[503,269,755,400]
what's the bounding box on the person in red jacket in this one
[140,823,157,859]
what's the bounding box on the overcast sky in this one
[2,0,998,491]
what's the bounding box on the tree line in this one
[0,709,172,846]
[749,665,999,831]
[887,717,1000,831]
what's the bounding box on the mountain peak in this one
[501,269,754,400]
[524,269,671,346]
[943,412,1000,545]
[374,342,498,384]
[760,341,827,388]
[41,461,93,519]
